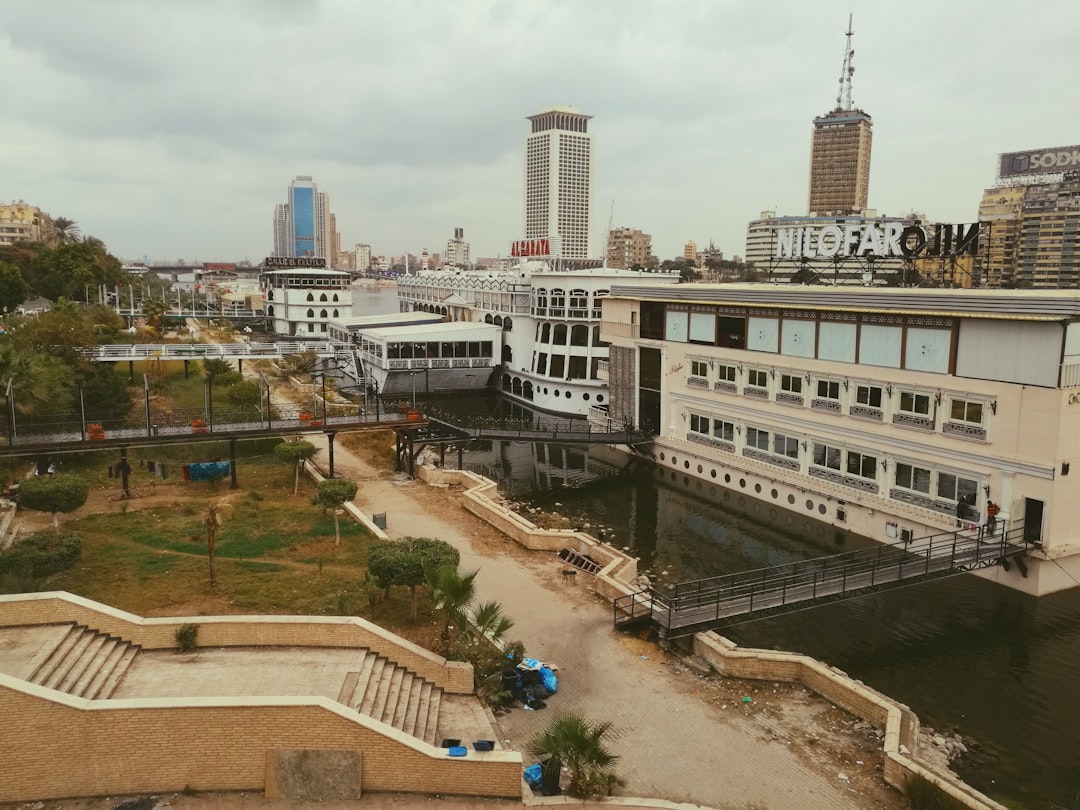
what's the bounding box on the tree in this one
[528,713,623,798]
[78,363,134,423]
[18,473,89,529]
[424,562,478,649]
[469,600,514,646]
[141,298,169,335]
[273,439,318,495]
[52,217,81,244]
[0,343,74,418]
[313,478,358,546]
[27,241,123,302]
[0,261,29,314]
[367,537,460,619]
[224,379,262,408]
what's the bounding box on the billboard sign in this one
[510,236,562,258]
[775,222,981,260]
[999,145,1080,178]
[264,257,327,269]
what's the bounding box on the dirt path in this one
[304,433,906,810]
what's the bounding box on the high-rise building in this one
[271,176,332,260]
[355,243,372,271]
[605,227,652,269]
[683,241,697,263]
[524,106,593,259]
[445,227,470,268]
[978,145,1080,288]
[807,17,873,216]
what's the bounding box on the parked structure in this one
[601,283,1080,595]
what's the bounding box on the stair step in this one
[29,625,84,685]
[371,664,401,724]
[80,639,127,699]
[409,681,432,739]
[352,650,377,700]
[337,671,360,704]
[384,665,408,730]
[388,670,413,728]
[358,657,386,716]
[397,674,423,735]
[422,687,443,747]
[42,629,96,690]
[56,633,108,694]
[97,644,139,699]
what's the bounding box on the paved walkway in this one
[302,433,904,810]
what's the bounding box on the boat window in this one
[307,309,315,318]
[427,342,440,358]
[320,293,328,302]
[540,323,551,343]
[568,356,587,379]
[570,325,589,346]
[536,353,548,374]
[320,309,328,318]
[306,293,314,302]
[550,355,566,377]
[504,317,513,332]
[553,324,567,345]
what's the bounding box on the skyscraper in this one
[807,17,873,216]
[524,106,593,259]
[272,176,331,260]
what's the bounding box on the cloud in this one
[1,0,1078,261]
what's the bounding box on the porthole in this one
[724,474,731,484]
[739,478,746,489]
[723,491,731,501]
[565,391,572,399]
[697,464,703,474]
[818,504,827,515]
[771,488,778,499]
[805,499,814,511]
[597,395,604,403]
[769,508,778,520]
[684,460,690,469]
[754,484,762,494]
[583,393,590,401]
[787,494,796,505]
[683,476,690,486]
[554,389,560,397]
[710,469,717,479]
[659,453,666,461]
[670,471,677,481]
[671,456,678,466]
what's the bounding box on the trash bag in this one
[540,666,558,694]
[523,763,543,788]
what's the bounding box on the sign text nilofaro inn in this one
[774,222,981,260]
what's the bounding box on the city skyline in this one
[1,1,1078,263]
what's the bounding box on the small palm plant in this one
[528,712,624,798]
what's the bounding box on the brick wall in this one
[0,677,521,802]
[0,593,473,694]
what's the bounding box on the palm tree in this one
[528,713,623,798]
[469,600,514,645]
[423,563,478,645]
[141,297,169,334]
[52,217,81,243]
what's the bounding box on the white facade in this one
[602,283,1080,596]
[524,107,593,260]
[355,243,372,271]
[445,228,470,268]
[260,268,352,338]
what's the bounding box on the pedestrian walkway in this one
[306,433,905,809]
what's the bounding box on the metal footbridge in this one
[79,342,352,362]
[422,411,651,446]
[614,525,1031,640]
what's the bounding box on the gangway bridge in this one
[614,525,1032,640]
[80,342,352,362]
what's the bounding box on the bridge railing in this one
[426,408,637,439]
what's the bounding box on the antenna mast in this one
[835,13,856,112]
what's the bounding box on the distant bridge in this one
[614,525,1031,640]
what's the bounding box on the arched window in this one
[549,289,566,316]
[502,374,512,392]
[267,305,275,316]
[569,289,588,316]
[320,293,328,302]
[307,308,315,318]
[502,345,513,363]
[570,324,589,346]
[332,294,339,302]
[503,317,513,332]
[535,288,548,315]
[523,381,534,400]
[306,293,314,302]
[540,323,551,343]
[553,324,567,345]
[493,315,503,327]
[485,313,493,324]
[333,309,339,318]
[320,309,328,318]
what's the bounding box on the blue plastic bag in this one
[523,763,543,788]
[540,666,558,694]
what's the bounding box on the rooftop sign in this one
[999,146,1080,178]
[774,222,981,260]
[510,237,562,258]
[264,256,327,269]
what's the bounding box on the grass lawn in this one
[13,437,442,649]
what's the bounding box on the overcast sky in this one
[2,0,1078,264]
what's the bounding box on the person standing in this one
[986,500,1000,535]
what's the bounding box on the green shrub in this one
[176,622,199,652]
[0,531,81,578]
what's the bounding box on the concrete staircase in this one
[27,623,140,699]
[337,650,443,746]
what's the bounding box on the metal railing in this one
[615,523,1029,638]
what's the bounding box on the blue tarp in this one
[523,763,543,788]
[540,666,558,694]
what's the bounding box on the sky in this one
[2,0,1078,265]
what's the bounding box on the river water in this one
[354,283,1080,809]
